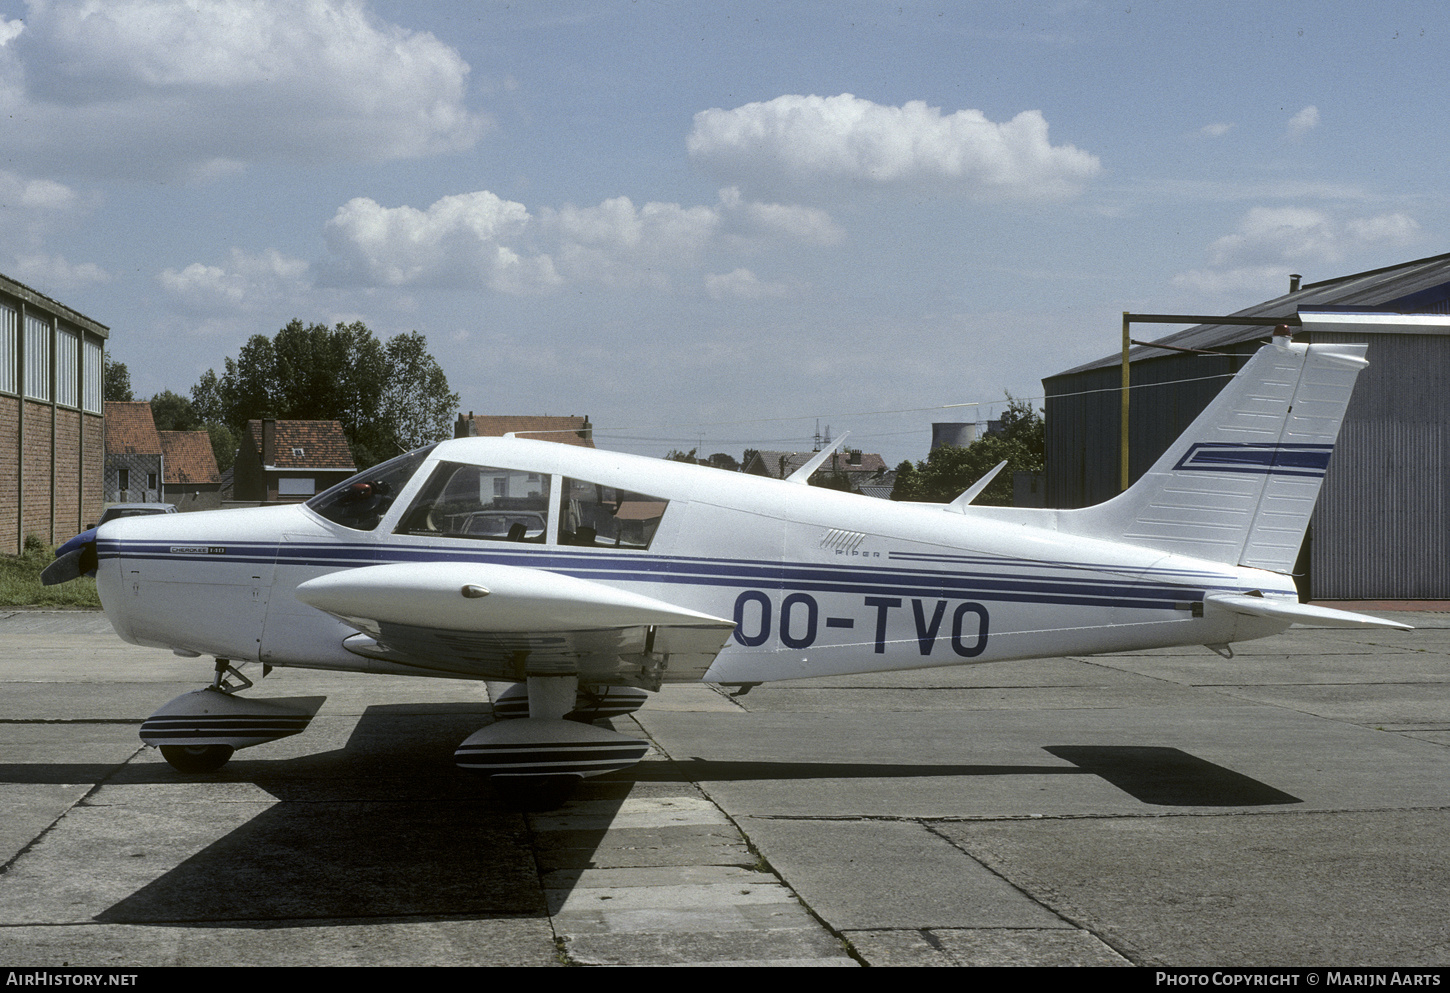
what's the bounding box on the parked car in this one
[97,503,177,526]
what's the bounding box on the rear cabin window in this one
[561,477,668,550]
[395,462,551,543]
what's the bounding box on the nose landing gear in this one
[141,659,326,773]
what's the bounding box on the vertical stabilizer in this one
[1066,339,1368,573]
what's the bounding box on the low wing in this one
[294,562,736,689]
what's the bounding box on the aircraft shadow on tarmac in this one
[631,745,1302,807]
[4,706,1300,926]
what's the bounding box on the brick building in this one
[233,419,356,503]
[0,274,108,552]
[158,430,222,511]
[104,401,163,505]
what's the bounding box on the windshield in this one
[306,444,438,531]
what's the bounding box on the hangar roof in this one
[1053,251,1450,379]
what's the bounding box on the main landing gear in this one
[140,659,325,773]
[455,675,651,788]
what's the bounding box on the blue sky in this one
[0,0,1443,465]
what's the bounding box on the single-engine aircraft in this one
[44,311,1415,783]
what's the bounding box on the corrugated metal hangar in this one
[1044,252,1450,600]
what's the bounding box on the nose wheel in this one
[159,744,235,773]
[141,658,326,775]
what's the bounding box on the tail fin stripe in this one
[1173,442,1334,477]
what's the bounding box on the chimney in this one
[1289,273,1302,293]
[262,418,276,467]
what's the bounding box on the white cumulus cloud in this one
[12,252,109,292]
[1286,105,1319,141]
[319,187,835,295]
[322,192,558,293]
[718,187,844,246]
[2,0,485,181]
[705,268,792,301]
[0,170,80,211]
[1173,206,1421,294]
[159,247,310,311]
[688,93,1101,199]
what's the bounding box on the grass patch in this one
[0,535,101,609]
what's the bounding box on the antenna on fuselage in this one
[786,432,852,485]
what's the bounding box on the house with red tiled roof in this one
[233,419,356,503]
[742,448,892,496]
[454,412,594,448]
[104,401,164,504]
[158,430,221,511]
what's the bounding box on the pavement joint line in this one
[0,718,144,725]
[619,715,867,967]
[508,790,568,965]
[0,744,146,877]
[704,683,751,710]
[921,819,1141,966]
[731,804,1450,826]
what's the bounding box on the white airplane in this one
[45,312,1413,784]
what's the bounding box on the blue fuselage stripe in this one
[97,538,1239,612]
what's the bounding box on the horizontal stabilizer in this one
[1204,592,1412,631]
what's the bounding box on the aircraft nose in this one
[41,526,99,586]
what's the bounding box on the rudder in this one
[1065,338,1368,573]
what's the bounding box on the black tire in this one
[160,744,235,773]
[490,774,582,810]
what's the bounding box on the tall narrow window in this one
[0,303,15,395]
[56,327,78,408]
[82,338,102,413]
[23,313,50,401]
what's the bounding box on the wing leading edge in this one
[294,562,736,688]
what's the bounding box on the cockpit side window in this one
[560,477,668,549]
[395,462,551,543]
[306,444,438,531]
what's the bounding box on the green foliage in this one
[808,468,856,491]
[705,452,740,471]
[890,393,1045,505]
[1,540,100,608]
[191,320,459,469]
[103,357,133,402]
[664,448,699,464]
[205,422,237,474]
[380,331,460,456]
[149,389,198,431]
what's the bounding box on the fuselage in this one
[95,437,1293,685]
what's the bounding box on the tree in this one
[191,320,459,469]
[103,357,133,402]
[149,389,197,431]
[664,448,699,464]
[890,393,1044,505]
[380,331,458,456]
